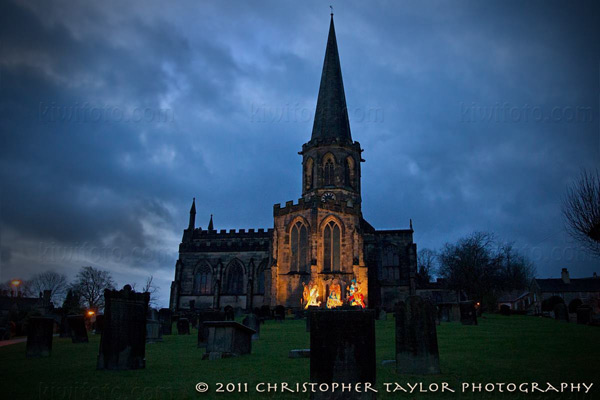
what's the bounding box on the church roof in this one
[311,15,352,143]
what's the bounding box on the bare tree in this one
[563,169,600,257]
[71,266,116,311]
[498,243,536,291]
[0,279,32,297]
[417,248,437,285]
[142,275,160,308]
[29,271,68,305]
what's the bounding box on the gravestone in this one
[259,305,271,320]
[242,313,260,340]
[554,303,569,322]
[203,321,256,359]
[67,315,89,343]
[459,301,478,325]
[378,309,387,321]
[97,285,149,370]
[158,308,173,335]
[146,309,162,343]
[95,315,104,334]
[26,317,54,358]
[395,296,441,375]
[224,306,235,321]
[294,309,305,319]
[197,311,226,347]
[310,310,376,400]
[305,305,320,332]
[576,306,592,325]
[177,318,190,335]
[274,305,285,321]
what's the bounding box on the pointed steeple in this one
[188,198,196,230]
[311,14,352,143]
[208,214,214,231]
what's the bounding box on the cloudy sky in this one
[1,0,598,307]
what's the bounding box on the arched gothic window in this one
[224,260,244,294]
[290,222,309,272]
[255,259,268,294]
[323,221,341,272]
[324,160,335,185]
[193,264,212,294]
[381,246,401,280]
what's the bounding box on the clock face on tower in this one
[321,192,336,202]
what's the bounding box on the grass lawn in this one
[0,314,598,399]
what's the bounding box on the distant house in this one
[497,290,532,312]
[530,268,600,314]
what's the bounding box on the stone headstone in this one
[158,309,173,335]
[203,321,255,359]
[197,311,226,347]
[26,317,54,358]
[259,305,271,320]
[242,314,260,340]
[177,318,190,334]
[305,305,320,332]
[224,306,235,321]
[294,309,305,319]
[274,305,285,321]
[95,315,104,334]
[378,309,387,321]
[395,296,441,375]
[554,303,569,322]
[67,315,89,343]
[460,301,478,325]
[576,306,592,325]
[97,285,149,370]
[146,309,162,343]
[310,310,376,400]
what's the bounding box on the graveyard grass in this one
[1,314,598,400]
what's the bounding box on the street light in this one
[10,279,22,297]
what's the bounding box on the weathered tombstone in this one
[95,315,104,334]
[500,304,511,316]
[576,305,592,325]
[242,314,260,340]
[177,318,190,334]
[259,305,271,320]
[97,285,149,370]
[310,310,376,400]
[26,317,54,358]
[203,321,255,359]
[146,309,162,343]
[554,303,569,322]
[59,315,71,338]
[67,315,89,343]
[197,311,226,347]
[274,305,285,321]
[224,306,235,321]
[294,309,305,320]
[395,296,441,375]
[460,301,478,325]
[158,308,172,335]
[378,309,387,321]
[305,305,320,332]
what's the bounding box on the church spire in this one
[311,14,352,143]
[188,198,196,230]
[208,214,214,231]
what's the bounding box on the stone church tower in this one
[169,15,417,313]
[270,15,368,307]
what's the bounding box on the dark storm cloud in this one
[1,0,598,306]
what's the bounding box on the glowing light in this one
[302,281,321,309]
[87,310,96,316]
[326,282,343,309]
[347,279,366,308]
[10,279,22,287]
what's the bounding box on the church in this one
[169,15,417,313]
